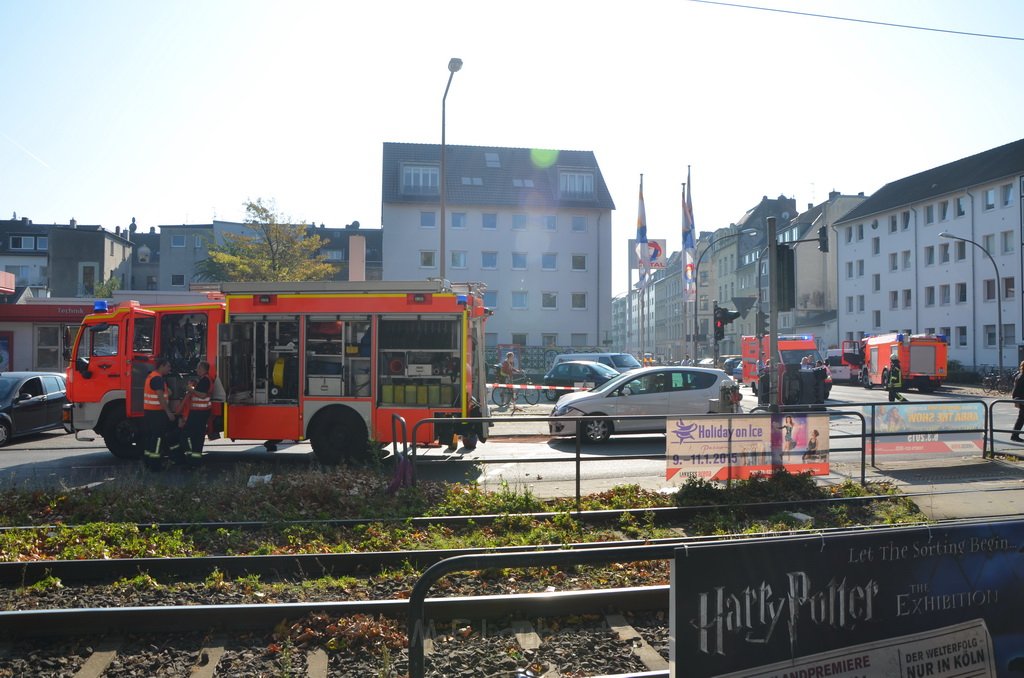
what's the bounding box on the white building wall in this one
[382,203,612,349]
[837,176,1022,370]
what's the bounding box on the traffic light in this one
[817,225,829,253]
[755,310,768,336]
[713,303,725,342]
[776,243,796,312]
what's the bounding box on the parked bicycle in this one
[491,373,540,408]
[981,369,1014,394]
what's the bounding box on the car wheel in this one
[544,388,559,402]
[581,416,611,443]
[0,421,10,447]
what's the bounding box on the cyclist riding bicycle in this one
[500,352,522,381]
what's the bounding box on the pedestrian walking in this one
[1010,360,1024,442]
[142,358,176,467]
[887,356,906,402]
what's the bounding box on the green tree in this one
[93,276,121,298]
[195,199,335,282]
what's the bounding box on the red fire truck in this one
[857,332,947,392]
[64,280,490,464]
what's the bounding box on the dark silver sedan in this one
[0,372,68,446]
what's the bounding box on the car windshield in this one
[589,363,620,378]
[0,376,19,401]
[611,355,642,369]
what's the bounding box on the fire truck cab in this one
[858,332,947,392]
[65,300,225,458]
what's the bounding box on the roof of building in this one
[836,138,1024,225]
[382,142,615,210]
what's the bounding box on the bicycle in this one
[491,373,540,409]
[981,369,1014,394]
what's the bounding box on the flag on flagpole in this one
[682,167,697,302]
[636,175,649,288]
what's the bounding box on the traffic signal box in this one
[713,303,741,343]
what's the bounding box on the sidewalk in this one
[480,403,1024,521]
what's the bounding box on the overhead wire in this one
[687,0,1024,42]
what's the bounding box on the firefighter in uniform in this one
[887,356,906,402]
[143,358,176,466]
[178,361,212,462]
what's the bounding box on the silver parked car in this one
[548,366,735,443]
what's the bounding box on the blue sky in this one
[2,0,1022,295]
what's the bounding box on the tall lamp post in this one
[691,228,757,360]
[940,232,1003,376]
[438,57,463,282]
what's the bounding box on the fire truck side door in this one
[126,310,157,418]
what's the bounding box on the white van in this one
[551,352,642,373]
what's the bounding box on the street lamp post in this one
[439,57,463,282]
[940,232,1003,376]
[691,229,757,360]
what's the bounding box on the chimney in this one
[150,226,156,234]
[828,190,840,200]
[70,218,77,229]
[808,203,813,210]
[348,234,366,281]
[858,192,865,197]
[115,225,121,235]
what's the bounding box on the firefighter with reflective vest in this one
[142,358,176,464]
[177,360,212,461]
[887,356,906,402]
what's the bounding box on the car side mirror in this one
[76,357,93,379]
[16,392,32,402]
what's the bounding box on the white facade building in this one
[835,138,1024,371]
[381,143,615,352]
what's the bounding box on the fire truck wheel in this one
[102,407,143,459]
[310,409,368,466]
[862,370,873,389]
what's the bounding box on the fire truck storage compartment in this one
[220,317,299,405]
[305,316,371,398]
[908,344,938,375]
[378,317,460,408]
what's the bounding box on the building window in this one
[402,164,439,195]
[171,234,186,248]
[511,333,528,346]
[483,290,497,307]
[955,282,966,303]
[10,236,35,250]
[1001,184,1013,207]
[939,244,950,263]
[940,284,950,305]
[482,213,497,230]
[571,254,587,271]
[544,216,556,231]
[194,235,204,248]
[451,212,467,229]
[1004,277,1016,299]
[939,200,949,220]
[925,286,935,306]
[956,326,967,347]
[984,188,996,210]
[481,251,498,269]
[559,171,594,197]
[846,297,854,313]
[902,250,911,269]
[924,246,935,265]
[955,197,967,217]
[901,211,910,229]
[984,325,996,347]
[450,251,467,269]
[511,291,528,310]
[420,211,436,228]
[871,237,880,255]
[571,293,587,310]
[925,205,934,224]
[484,152,500,168]
[419,251,435,268]
[512,214,527,230]
[541,292,557,309]
[872,274,880,292]
[889,253,898,271]
[1002,230,1014,254]
[889,291,898,310]
[571,333,587,346]
[171,274,185,287]
[845,227,852,243]
[983,279,996,301]
[1004,323,1016,346]
[571,216,586,232]
[889,215,897,233]
[858,295,865,312]
[511,252,527,269]
[37,237,48,251]
[857,260,864,277]
[323,250,343,261]
[845,262,853,279]
[873,310,881,328]
[982,234,995,254]
[903,289,912,308]
[146,276,157,290]
[542,333,557,347]
[856,223,864,240]
[954,241,966,260]
[541,253,557,270]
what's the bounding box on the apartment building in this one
[381,143,616,351]
[834,138,1024,371]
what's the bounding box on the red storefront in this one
[0,301,93,372]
